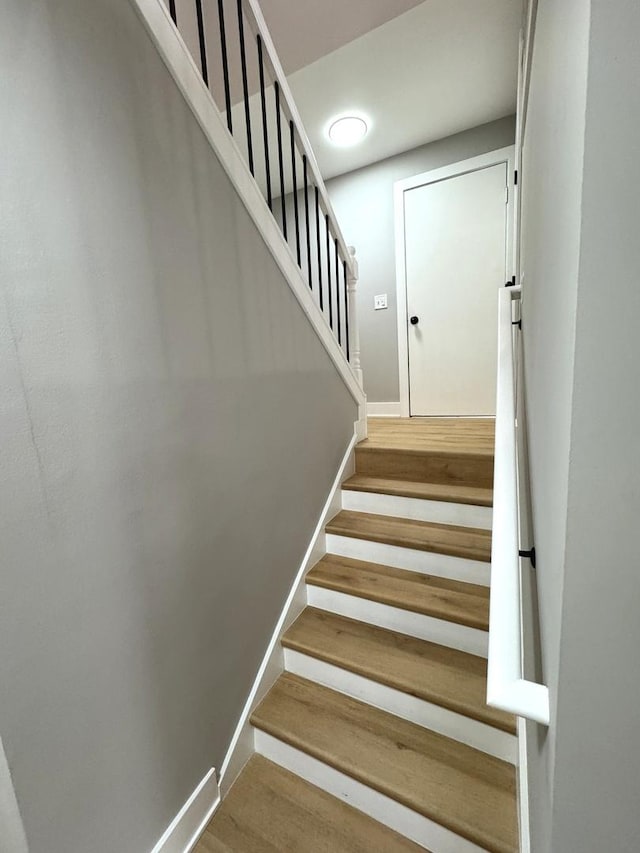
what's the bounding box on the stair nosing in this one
[326,510,492,563]
[342,475,494,507]
[306,560,489,631]
[355,444,495,460]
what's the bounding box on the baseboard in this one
[150,768,220,853]
[217,427,359,796]
[366,401,401,417]
[0,738,29,853]
[517,716,531,853]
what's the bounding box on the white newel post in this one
[347,246,364,388]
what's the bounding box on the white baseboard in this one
[366,402,401,417]
[284,649,516,764]
[517,716,531,853]
[0,738,29,853]
[254,730,485,853]
[325,534,491,586]
[150,768,219,853]
[306,585,488,657]
[217,429,358,796]
[341,488,493,529]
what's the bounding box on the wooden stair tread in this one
[195,755,425,853]
[283,608,515,733]
[251,674,518,853]
[343,474,493,506]
[363,418,495,455]
[307,553,490,629]
[326,510,492,562]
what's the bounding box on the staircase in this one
[196,418,519,853]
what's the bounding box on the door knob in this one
[410,316,419,325]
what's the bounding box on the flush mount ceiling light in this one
[327,115,368,147]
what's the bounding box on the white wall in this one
[0,1,356,851]
[326,116,516,402]
[521,0,640,849]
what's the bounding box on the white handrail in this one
[486,286,550,725]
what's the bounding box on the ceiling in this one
[258,0,427,75]
[262,0,522,180]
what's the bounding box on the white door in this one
[401,161,508,416]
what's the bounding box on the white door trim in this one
[394,146,516,417]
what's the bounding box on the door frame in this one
[393,145,516,417]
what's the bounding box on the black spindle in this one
[236,0,254,174]
[344,259,350,360]
[335,239,341,344]
[217,0,232,132]
[315,188,323,309]
[290,122,301,266]
[169,0,176,23]
[303,156,312,289]
[274,82,287,238]
[194,0,209,86]
[325,215,333,329]
[256,35,272,210]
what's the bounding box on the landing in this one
[363,417,495,455]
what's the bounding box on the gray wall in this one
[519,0,590,848]
[522,0,640,850]
[326,116,516,402]
[0,2,356,852]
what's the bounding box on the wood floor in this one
[195,755,425,853]
[362,417,495,454]
[198,416,518,853]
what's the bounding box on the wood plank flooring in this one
[306,554,490,629]
[195,755,425,853]
[343,474,493,506]
[363,418,495,454]
[282,608,515,732]
[195,417,514,853]
[326,510,492,562]
[251,674,518,853]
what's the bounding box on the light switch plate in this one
[374,293,388,310]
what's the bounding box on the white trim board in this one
[0,738,28,853]
[130,0,366,422]
[341,488,493,529]
[394,146,516,418]
[284,649,517,764]
[255,730,486,853]
[366,402,401,417]
[150,768,219,853]
[325,534,491,586]
[217,430,358,796]
[517,716,532,853]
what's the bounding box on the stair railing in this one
[486,285,550,725]
[150,0,362,383]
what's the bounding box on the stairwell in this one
[195,418,519,853]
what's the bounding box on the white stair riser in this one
[284,649,517,765]
[341,489,492,529]
[326,534,491,586]
[254,730,488,853]
[306,585,488,658]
